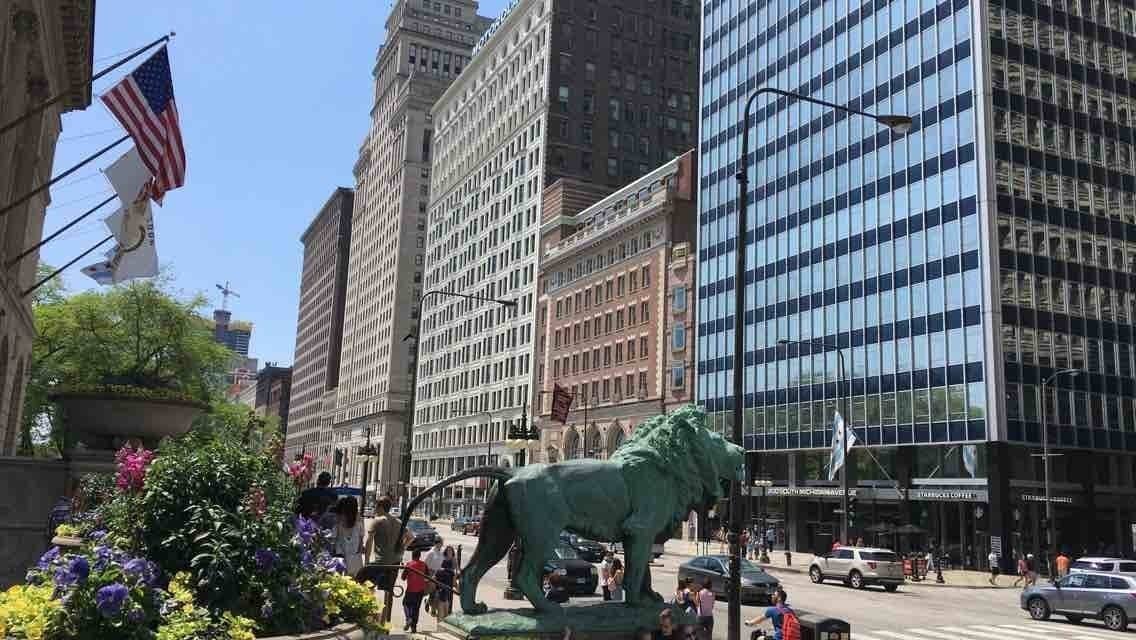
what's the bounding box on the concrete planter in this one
[257,623,373,640]
[51,392,207,449]
[49,535,83,549]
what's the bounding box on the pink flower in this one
[286,453,314,487]
[114,444,155,493]
[244,486,267,518]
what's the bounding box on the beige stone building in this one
[535,150,697,462]
[0,0,96,454]
[327,0,491,503]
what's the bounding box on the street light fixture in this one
[401,290,517,512]
[1037,367,1080,581]
[357,428,380,514]
[729,87,910,640]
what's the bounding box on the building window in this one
[582,124,593,144]
[609,129,619,149]
[639,136,650,156]
[639,371,648,393]
[557,119,569,138]
[639,336,648,357]
[610,68,621,87]
[559,53,572,74]
[640,301,649,322]
[627,338,635,359]
[609,98,621,120]
[585,62,596,81]
[409,44,418,64]
[582,152,592,171]
[671,365,684,389]
[582,92,594,114]
[641,265,649,285]
[673,286,686,311]
[672,323,685,350]
[558,86,570,111]
[607,157,618,176]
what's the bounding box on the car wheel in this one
[1102,605,1128,632]
[849,571,865,590]
[883,584,898,593]
[1027,597,1051,621]
[1064,615,1082,624]
[809,566,823,584]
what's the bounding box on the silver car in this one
[808,547,904,591]
[1021,570,1136,631]
[1070,557,1136,578]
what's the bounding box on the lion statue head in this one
[610,404,744,530]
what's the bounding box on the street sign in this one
[991,536,1002,556]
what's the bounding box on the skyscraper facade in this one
[698,0,1136,564]
[286,187,353,461]
[410,0,700,515]
[330,0,491,503]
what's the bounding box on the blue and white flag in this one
[962,444,978,478]
[826,411,858,481]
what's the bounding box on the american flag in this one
[101,46,185,203]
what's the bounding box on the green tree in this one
[24,277,234,450]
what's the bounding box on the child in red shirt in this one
[402,550,429,632]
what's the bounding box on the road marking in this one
[938,625,1029,640]
[998,623,1123,639]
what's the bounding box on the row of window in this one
[553,303,651,348]
[552,337,651,378]
[1003,322,1136,380]
[997,213,1136,276]
[1005,381,1136,432]
[554,265,653,315]
[992,0,1136,77]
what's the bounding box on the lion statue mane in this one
[400,404,744,615]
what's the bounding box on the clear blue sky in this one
[46,0,509,367]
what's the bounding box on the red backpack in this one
[778,605,800,640]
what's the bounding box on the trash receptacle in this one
[797,613,851,640]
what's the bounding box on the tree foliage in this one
[24,276,234,450]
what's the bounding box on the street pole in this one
[1039,367,1080,581]
[734,87,909,640]
[401,290,516,514]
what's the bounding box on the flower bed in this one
[0,431,387,639]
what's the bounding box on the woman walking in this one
[672,577,695,614]
[608,558,625,601]
[696,578,716,639]
[433,558,456,619]
[333,497,365,576]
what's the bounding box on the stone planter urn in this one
[51,390,207,451]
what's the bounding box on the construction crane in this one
[216,281,240,310]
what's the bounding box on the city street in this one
[388,528,1131,640]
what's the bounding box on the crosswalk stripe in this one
[982,625,1058,639]
[851,634,888,640]
[998,623,1121,639]
[937,626,1016,640]
[889,628,963,640]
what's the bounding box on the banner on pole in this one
[103,147,151,205]
[550,384,573,424]
[80,200,158,284]
[826,411,858,481]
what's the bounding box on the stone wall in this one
[0,457,67,587]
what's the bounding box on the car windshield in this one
[1072,560,1113,571]
[552,545,580,560]
[861,552,900,562]
[407,520,429,530]
[727,558,763,574]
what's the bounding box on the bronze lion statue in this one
[400,404,744,615]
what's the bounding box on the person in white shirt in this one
[423,538,445,614]
[332,497,365,576]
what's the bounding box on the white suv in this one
[809,547,905,591]
[1071,557,1136,578]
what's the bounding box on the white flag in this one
[103,147,151,206]
[962,444,978,478]
[81,201,158,285]
[826,411,858,481]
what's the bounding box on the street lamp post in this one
[402,290,517,514]
[753,477,772,563]
[778,338,850,542]
[1038,367,1080,580]
[732,86,910,640]
[357,428,379,514]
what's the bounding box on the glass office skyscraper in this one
[697,0,1136,565]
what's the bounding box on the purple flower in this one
[300,549,314,570]
[92,545,115,571]
[54,555,90,588]
[88,529,107,541]
[37,547,61,570]
[254,549,279,572]
[127,607,144,623]
[260,600,274,619]
[318,554,346,575]
[95,583,129,617]
[123,558,154,585]
[294,516,318,546]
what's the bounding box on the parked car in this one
[542,543,599,598]
[1022,570,1136,631]
[405,518,438,551]
[677,555,779,604]
[1070,557,1136,578]
[607,541,665,559]
[450,516,471,532]
[808,547,904,591]
[559,532,607,563]
[463,519,481,536]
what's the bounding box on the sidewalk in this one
[662,538,1021,589]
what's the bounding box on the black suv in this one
[405,519,438,551]
[559,532,606,563]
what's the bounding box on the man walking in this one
[423,538,445,614]
[987,549,1001,586]
[362,496,413,624]
[402,550,429,632]
[1055,550,1070,579]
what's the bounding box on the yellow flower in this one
[0,584,62,640]
[222,613,257,640]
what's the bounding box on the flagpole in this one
[0,33,174,138]
[5,195,117,268]
[0,135,129,220]
[22,234,114,298]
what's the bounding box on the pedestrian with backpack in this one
[743,588,799,640]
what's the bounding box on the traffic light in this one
[848,494,858,524]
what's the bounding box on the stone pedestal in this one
[440,602,696,639]
[0,456,67,587]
